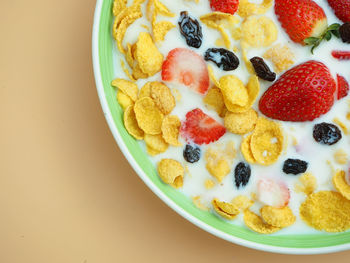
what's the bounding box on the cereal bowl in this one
[92,0,350,254]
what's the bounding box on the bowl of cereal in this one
[93,0,350,254]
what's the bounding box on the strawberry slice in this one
[331,50,350,60]
[327,0,350,23]
[180,108,226,145]
[259,60,336,122]
[162,48,210,95]
[337,75,350,100]
[257,178,290,208]
[210,0,239,15]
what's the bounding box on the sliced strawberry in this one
[331,50,350,60]
[257,178,290,208]
[337,75,350,100]
[259,60,336,122]
[209,0,239,15]
[180,108,226,145]
[275,0,328,45]
[327,0,350,23]
[162,48,209,95]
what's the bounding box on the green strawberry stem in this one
[304,23,341,54]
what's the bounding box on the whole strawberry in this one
[259,61,336,122]
[275,0,340,53]
[210,0,239,15]
[327,0,350,23]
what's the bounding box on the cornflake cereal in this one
[260,206,296,228]
[124,106,144,140]
[244,210,281,234]
[117,91,134,110]
[150,82,176,115]
[205,142,236,182]
[153,21,176,42]
[332,170,350,200]
[207,65,220,87]
[113,0,127,17]
[219,75,248,110]
[212,198,240,220]
[295,173,317,195]
[334,149,348,165]
[250,117,284,165]
[204,179,215,189]
[203,87,226,117]
[111,78,138,101]
[300,191,350,232]
[241,134,256,164]
[157,159,184,188]
[263,44,295,73]
[242,16,277,48]
[139,82,152,98]
[144,134,169,153]
[161,115,181,146]
[135,32,164,76]
[134,97,164,135]
[231,195,254,211]
[193,196,210,211]
[333,118,349,135]
[238,0,273,18]
[224,108,258,135]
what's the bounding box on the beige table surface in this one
[1,0,350,262]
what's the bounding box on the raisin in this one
[313,123,342,145]
[183,144,201,163]
[178,11,203,48]
[250,57,276,81]
[234,162,251,188]
[204,48,240,71]
[283,159,308,175]
[339,22,350,44]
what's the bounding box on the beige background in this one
[1,0,349,262]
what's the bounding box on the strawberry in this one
[327,0,350,23]
[209,0,239,15]
[259,61,336,122]
[162,48,209,95]
[337,75,350,100]
[275,0,340,53]
[180,108,226,145]
[331,50,350,60]
[257,178,290,208]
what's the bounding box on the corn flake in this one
[295,173,317,195]
[144,133,169,154]
[117,91,134,110]
[224,108,258,135]
[161,115,181,146]
[205,142,236,182]
[241,134,256,164]
[333,118,349,135]
[261,206,296,228]
[250,117,283,165]
[300,191,350,232]
[263,44,295,73]
[158,159,184,188]
[120,60,135,81]
[111,78,138,101]
[150,82,175,115]
[205,179,215,189]
[334,149,348,165]
[244,210,281,234]
[193,196,210,211]
[212,198,240,220]
[219,75,248,110]
[153,21,175,42]
[207,65,220,87]
[333,170,350,201]
[238,0,273,18]
[139,82,152,98]
[113,0,127,17]
[203,87,226,117]
[231,195,254,211]
[135,32,163,76]
[242,16,277,48]
[124,106,144,140]
[134,97,164,135]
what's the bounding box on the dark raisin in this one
[204,48,240,71]
[250,57,276,81]
[283,159,308,175]
[234,162,251,188]
[313,123,342,145]
[183,144,201,163]
[178,11,203,48]
[339,22,350,44]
